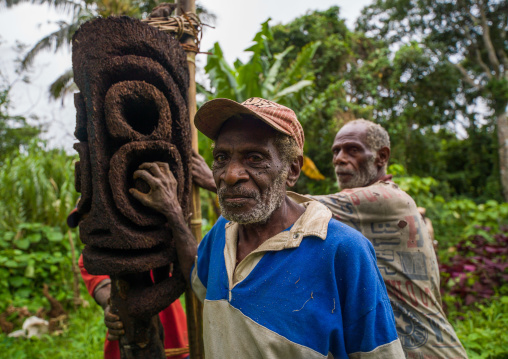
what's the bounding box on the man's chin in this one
[337,183,356,190]
[336,176,355,190]
[221,203,277,225]
[337,175,376,190]
[222,211,267,225]
[336,177,365,190]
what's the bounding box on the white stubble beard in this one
[336,156,378,189]
[218,168,289,225]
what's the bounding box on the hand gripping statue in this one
[71,16,192,358]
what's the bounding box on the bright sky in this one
[0,0,373,151]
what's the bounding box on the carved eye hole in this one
[121,93,159,135]
[105,81,172,141]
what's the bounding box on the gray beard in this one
[218,168,289,224]
[336,157,378,189]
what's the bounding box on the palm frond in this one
[49,68,77,102]
[280,41,321,88]
[205,43,242,101]
[196,82,214,105]
[262,46,294,97]
[0,0,82,14]
[238,19,272,99]
[20,18,84,69]
[272,80,313,102]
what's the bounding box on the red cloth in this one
[78,255,189,359]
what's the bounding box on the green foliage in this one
[435,126,500,201]
[0,141,78,230]
[386,125,500,202]
[203,19,319,106]
[0,222,80,313]
[447,297,508,358]
[437,200,508,243]
[440,228,508,308]
[271,6,351,91]
[485,77,508,113]
[49,69,77,101]
[267,6,502,200]
[0,141,79,312]
[357,0,507,199]
[0,301,104,359]
[389,164,508,249]
[0,81,41,165]
[388,164,440,208]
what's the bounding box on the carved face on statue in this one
[72,17,192,318]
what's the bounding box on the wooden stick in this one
[67,229,81,309]
[177,1,205,358]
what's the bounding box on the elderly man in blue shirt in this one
[108,97,404,358]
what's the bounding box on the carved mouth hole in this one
[122,95,159,135]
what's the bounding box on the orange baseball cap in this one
[194,97,305,150]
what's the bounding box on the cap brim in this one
[194,98,291,140]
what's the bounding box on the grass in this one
[0,294,188,358]
[450,296,508,359]
[0,301,104,359]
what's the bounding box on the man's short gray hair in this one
[346,119,390,152]
[274,132,302,166]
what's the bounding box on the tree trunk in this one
[497,109,508,201]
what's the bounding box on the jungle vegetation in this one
[0,2,507,358]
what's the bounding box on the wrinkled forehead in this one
[216,115,278,146]
[334,123,369,145]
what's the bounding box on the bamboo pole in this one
[67,230,81,309]
[177,1,205,358]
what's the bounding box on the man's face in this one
[331,124,378,189]
[212,117,289,224]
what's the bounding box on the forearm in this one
[94,282,111,310]
[129,162,198,284]
[165,210,197,286]
[191,151,217,193]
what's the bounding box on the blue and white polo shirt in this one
[191,194,404,358]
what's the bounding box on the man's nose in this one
[222,160,249,185]
[333,151,348,166]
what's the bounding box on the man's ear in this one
[286,155,303,187]
[375,147,390,170]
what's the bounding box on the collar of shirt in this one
[224,193,332,287]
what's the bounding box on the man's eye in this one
[215,154,227,163]
[349,147,358,154]
[248,154,263,162]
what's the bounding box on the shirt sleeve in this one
[332,225,404,358]
[309,193,363,234]
[78,253,110,297]
[190,216,227,302]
